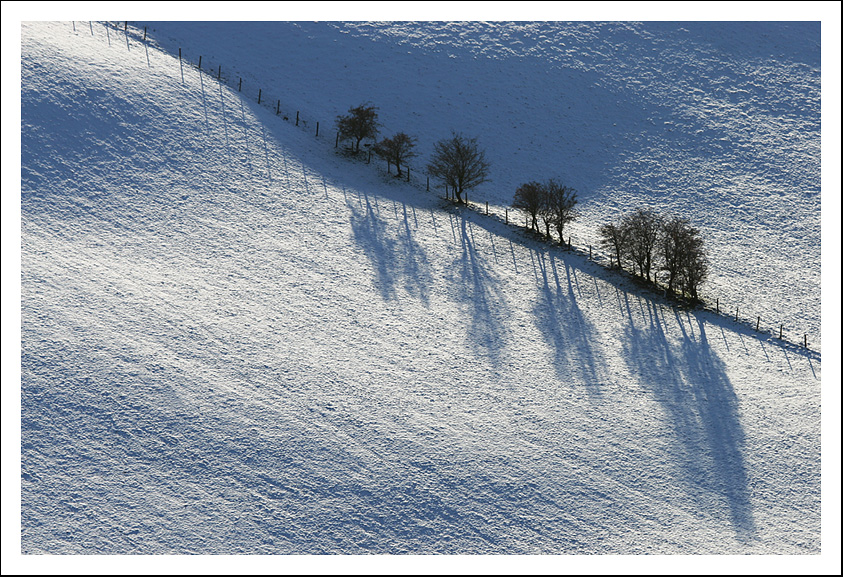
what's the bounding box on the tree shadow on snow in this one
[621,299,755,542]
[347,191,432,305]
[448,215,511,368]
[531,248,604,399]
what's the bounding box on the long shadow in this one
[261,126,272,184]
[622,299,755,541]
[217,80,232,163]
[451,217,510,367]
[681,314,755,541]
[532,248,604,397]
[199,70,211,138]
[347,192,432,305]
[238,98,252,176]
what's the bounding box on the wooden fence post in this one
[505,208,508,224]
[735,307,739,322]
[258,89,261,105]
[73,21,76,32]
[238,77,242,92]
[426,176,429,191]
[756,316,760,331]
[407,167,411,182]
[779,324,783,339]
[316,121,319,137]
[277,100,281,115]
[716,298,719,314]
[143,26,147,41]
[218,66,221,80]
[90,21,94,35]
[335,132,339,147]
[486,201,489,215]
[179,48,184,83]
[296,111,299,126]
[804,334,807,348]
[198,55,202,70]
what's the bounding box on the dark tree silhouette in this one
[515,179,578,242]
[599,220,629,270]
[373,132,417,177]
[623,208,662,281]
[512,181,544,233]
[601,211,710,299]
[427,133,490,203]
[336,104,379,153]
[546,180,578,245]
[660,216,694,293]
[659,216,709,299]
[679,244,709,300]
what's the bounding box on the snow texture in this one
[10,12,837,569]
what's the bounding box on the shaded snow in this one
[6,7,839,572]
[142,19,822,350]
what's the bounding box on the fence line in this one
[75,21,819,355]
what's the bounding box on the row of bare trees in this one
[336,104,490,203]
[335,104,709,302]
[511,180,579,245]
[599,209,709,300]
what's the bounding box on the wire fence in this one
[70,21,820,356]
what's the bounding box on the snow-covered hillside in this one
[143,19,823,352]
[12,15,833,569]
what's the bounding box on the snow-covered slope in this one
[17,19,824,560]
[143,20,822,351]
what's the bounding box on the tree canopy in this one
[336,104,379,152]
[427,133,490,203]
[373,132,417,176]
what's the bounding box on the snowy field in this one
[143,18,823,351]
[5,6,841,575]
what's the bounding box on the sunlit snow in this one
[18,19,823,560]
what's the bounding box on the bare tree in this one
[538,184,555,238]
[546,180,578,245]
[660,216,691,293]
[336,103,379,153]
[598,220,628,270]
[600,210,709,298]
[514,179,579,242]
[373,132,417,177]
[679,243,709,300]
[623,208,662,281]
[427,133,490,203]
[659,215,709,299]
[512,181,543,233]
